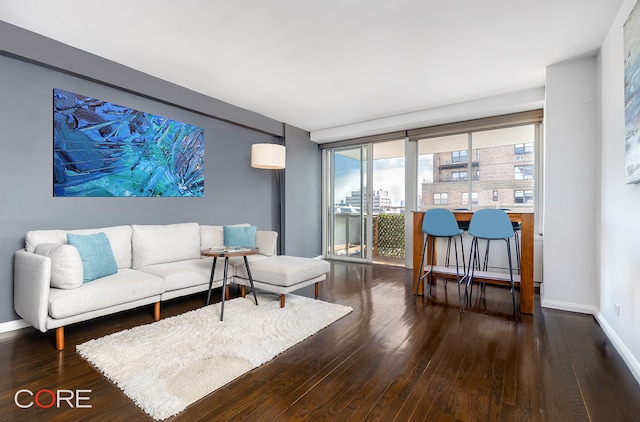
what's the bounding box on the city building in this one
[345,189,392,213]
[421,143,535,211]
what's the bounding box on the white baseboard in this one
[594,312,640,386]
[541,298,598,315]
[0,318,30,334]
[542,299,640,386]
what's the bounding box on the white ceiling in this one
[0,0,623,140]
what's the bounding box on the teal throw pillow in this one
[67,232,118,282]
[223,225,256,247]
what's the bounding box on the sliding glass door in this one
[324,145,373,262]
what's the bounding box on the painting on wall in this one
[53,88,205,196]
[624,2,640,184]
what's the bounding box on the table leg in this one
[206,257,217,305]
[220,258,229,321]
[244,256,259,306]
[412,212,424,295]
[519,213,534,314]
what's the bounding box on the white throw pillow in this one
[34,243,83,289]
[200,225,224,250]
[256,231,278,256]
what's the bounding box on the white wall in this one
[543,0,640,383]
[542,56,599,313]
[597,0,640,382]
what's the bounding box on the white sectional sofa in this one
[13,222,329,350]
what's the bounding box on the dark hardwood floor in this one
[1,261,639,421]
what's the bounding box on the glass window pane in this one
[372,140,406,265]
[332,148,365,258]
[471,125,535,211]
[417,123,536,213]
[418,133,468,210]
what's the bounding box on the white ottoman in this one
[233,255,330,307]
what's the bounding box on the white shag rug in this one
[76,294,352,420]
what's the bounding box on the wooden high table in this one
[412,210,535,315]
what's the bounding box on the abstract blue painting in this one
[624,3,640,184]
[53,89,204,196]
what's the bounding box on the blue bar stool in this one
[445,208,469,270]
[482,209,521,274]
[416,208,465,313]
[466,209,518,321]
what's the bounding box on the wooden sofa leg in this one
[280,294,285,308]
[154,302,160,321]
[315,282,319,298]
[55,327,64,351]
[241,285,246,298]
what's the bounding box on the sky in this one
[334,154,433,207]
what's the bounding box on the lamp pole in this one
[251,143,286,255]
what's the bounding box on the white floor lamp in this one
[251,143,286,254]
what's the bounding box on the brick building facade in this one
[421,143,534,211]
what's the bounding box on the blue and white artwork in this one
[624,3,640,184]
[53,88,204,196]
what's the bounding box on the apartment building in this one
[421,144,535,211]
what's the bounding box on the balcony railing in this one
[433,175,480,183]
[372,213,404,259]
[332,211,405,264]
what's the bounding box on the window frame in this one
[461,192,479,206]
[452,150,467,163]
[514,142,534,154]
[514,189,534,204]
[514,165,534,180]
[433,192,448,205]
[451,171,467,181]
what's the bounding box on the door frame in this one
[322,145,373,263]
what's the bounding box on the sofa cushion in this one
[33,243,83,289]
[132,222,201,269]
[234,255,330,287]
[224,225,256,247]
[48,269,165,319]
[67,232,118,282]
[227,254,270,269]
[25,225,133,269]
[138,258,229,291]
[256,231,278,256]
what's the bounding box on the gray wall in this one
[0,21,321,324]
[284,124,322,257]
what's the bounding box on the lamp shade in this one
[251,143,286,169]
